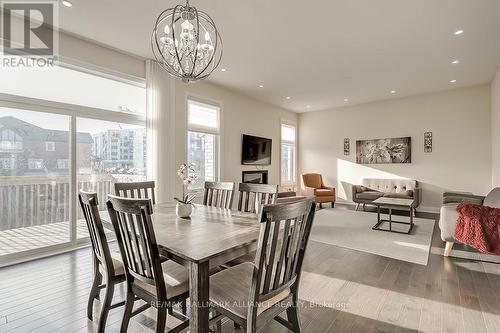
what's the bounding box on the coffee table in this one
[371,197,415,234]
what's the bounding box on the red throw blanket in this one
[453,203,500,255]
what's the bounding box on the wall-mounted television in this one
[241,134,272,165]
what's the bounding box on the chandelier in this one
[151,0,223,83]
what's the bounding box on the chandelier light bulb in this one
[205,31,211,41]
[164,25,170,35]
[180,20,195,41]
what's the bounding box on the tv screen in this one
[241,134,272,165]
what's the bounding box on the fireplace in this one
[242,170,268,184]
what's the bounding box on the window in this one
[0,64,146,114]
[28,158,44,169]
[281,122,296,185]
[0,129,23,151]
[46,141,56,152]
[57,159,70,169]
[0,63,146,262]
[76,120,146,240]
[187,100,220,190]
[0,157,16,169]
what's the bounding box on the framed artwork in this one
[344,138,350,155]
[424,132,432,153]
[356,137,411,164]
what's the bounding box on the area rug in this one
[310,208,435,265]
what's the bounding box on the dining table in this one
[101,201,261,333]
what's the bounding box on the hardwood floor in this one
[1,211,500,333]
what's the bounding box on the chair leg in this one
[355,203,360,211]
[319,203,323,209]
[120,288,135,333]
[97,279,114,333]
[444,241,454,257]
[181,299,187,316]
[331,202,335,208]
[286,305,303,333]
[156,308,167,333]
[87,271,102,320]
[362,203,366,211]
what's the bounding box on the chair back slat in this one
[106,194,167,297]
[250,199,316,304]
[79,191,115,275]
[237,183,278,214]
[114,181,156,204]
[203,182,235,209]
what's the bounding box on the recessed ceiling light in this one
[306,105,311,108]
[450,79,457,83]
[454,29,464,35]
[285,96,291,100]
[390,90,396,94]
[62,0,72,7]
[220,68,226,72]
[343,98,349,102]
[452,60,460,64]
[258,85,264,88]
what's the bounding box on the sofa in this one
[438,187,500,256]
[301,173,335,208]
[351,178,422,211]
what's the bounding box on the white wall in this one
[173,81,298,199]
[6,13,146,79]
[298,85,492,211]
[492,68,500,187]
[60,32,145,79]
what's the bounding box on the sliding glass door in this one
[0,107,71,257]
[76,118,147,240]
[0,63,146,264]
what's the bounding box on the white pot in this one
[176,203,193,218]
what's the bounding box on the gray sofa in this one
[439,187,500,256]
[352,178,422,211]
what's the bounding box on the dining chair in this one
[79,191,126,333]
[237,183,278,214]
[106,194,189,333]
[224,183,279,268]
[209,198,316,333]
[203,181,235,209]
[114,181,156,204]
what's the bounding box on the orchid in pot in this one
[175,163,198,218]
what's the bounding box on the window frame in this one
[185,95,223,191]
[0,61,147,265]
[280,120,297,186]
[27,158,44,170]
[45,141,56,152]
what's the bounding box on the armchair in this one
[301,173,336,208]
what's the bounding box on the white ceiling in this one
[58,0,500,112]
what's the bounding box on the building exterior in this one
[90,128,147,175]
[0,116,92,176]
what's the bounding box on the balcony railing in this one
[0,174,116,231]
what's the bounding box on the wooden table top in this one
[101,202,261,264]
[372,197,414,207]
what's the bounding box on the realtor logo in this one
[1,1,58,67]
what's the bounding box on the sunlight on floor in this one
[0,221,89,256]
[298,271,483,332]
[394,241,429,251]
